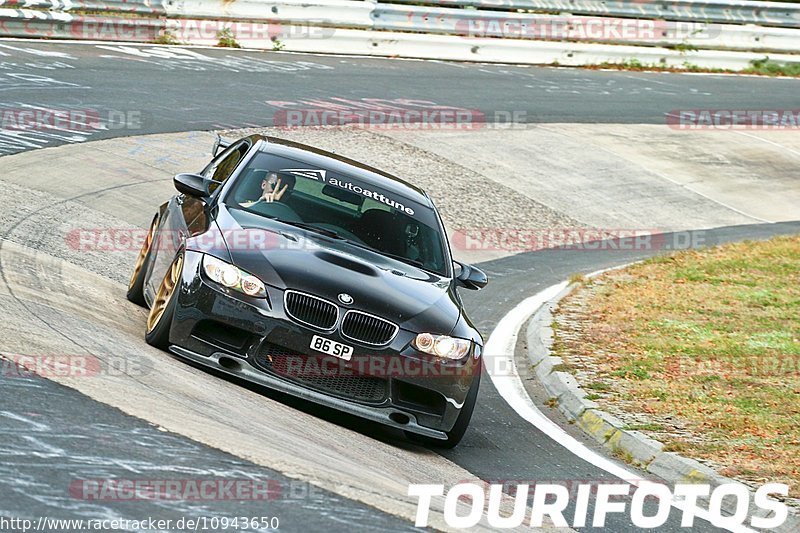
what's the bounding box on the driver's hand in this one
[261,178,289,202]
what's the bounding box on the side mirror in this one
[212,134,231,157]
[454,260,488,290]
[174,173,212,198]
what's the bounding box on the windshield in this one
[224,151,449,275]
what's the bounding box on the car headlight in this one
[202,255,266,297]
[413,333,471,360]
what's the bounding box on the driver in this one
[242,172,295,206]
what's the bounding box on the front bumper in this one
[167,251,480,438]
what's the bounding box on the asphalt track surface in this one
[1,40,799,155]
[0,373,419,532]
[1,40,799,532]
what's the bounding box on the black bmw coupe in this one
[127,134,488,447]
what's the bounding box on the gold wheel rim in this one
[146,253,183,333]
[128,218,158,290]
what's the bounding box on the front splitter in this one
[169,345,449,440]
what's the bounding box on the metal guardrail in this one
[380,0,800,29]
[370,3,800,52]
[0,8,165,40]
[1,0,799,59]
[165,0,373,27]
[9,0,800,30]
[0,0,166,15]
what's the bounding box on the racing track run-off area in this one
[0,39,799,533]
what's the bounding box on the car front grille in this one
[284,290,338,330]
[341,310,399,346]
[257,342,388,403]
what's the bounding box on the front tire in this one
[127,216,159,307]
[144,252,183,350]
[406,371,481,449]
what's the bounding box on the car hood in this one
[205,206,461,334]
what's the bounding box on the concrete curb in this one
[525,278,800,531]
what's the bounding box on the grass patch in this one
[586,381,612,391]
[587,59,728,75]
[612,447,636,465]
[663,439,693,453]
[744,57,800,77]
[555,235,800,497]
[626,423,665,432]
[569,273,586,285]
[583,57,800,78]
[216,28,241,48]
[152,31,181,45]
[666,42,699,53]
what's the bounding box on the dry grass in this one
[553,235,800,497]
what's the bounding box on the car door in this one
[144,139,252,305]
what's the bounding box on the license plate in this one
[310,335,353,361]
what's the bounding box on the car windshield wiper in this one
[243,209,344,240]
[274,219,345,240]
[377,250,427,270]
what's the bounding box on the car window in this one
[224,152,448,275]
[203,141,249,193]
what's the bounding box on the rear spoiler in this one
[212,133,231,156]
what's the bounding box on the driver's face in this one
[262,174,278,192]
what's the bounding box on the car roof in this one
[251,135,433,208]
